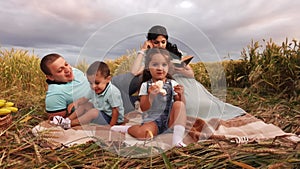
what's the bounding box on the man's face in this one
[46,57,74,82]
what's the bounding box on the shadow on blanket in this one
[32,112,300,152]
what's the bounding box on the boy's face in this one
[46,57,74,82]
[148,53,169,81]
[87,72,111,94]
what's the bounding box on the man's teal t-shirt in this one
[45,67,90,112]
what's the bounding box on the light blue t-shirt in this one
[87,82,124,123]
[45,67,90,112]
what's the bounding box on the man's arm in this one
[45,93,69,120]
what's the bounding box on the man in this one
[40,53,90,119]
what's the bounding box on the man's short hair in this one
[40,53,62,75]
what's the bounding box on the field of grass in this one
[0,39,299,168]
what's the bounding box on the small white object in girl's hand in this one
[153,80,166,95]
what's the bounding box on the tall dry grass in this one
[240,38,300,99]
[0,39,299,168]
[0,48,46,120]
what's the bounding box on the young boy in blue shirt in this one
[52,61,124,129]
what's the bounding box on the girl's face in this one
[87,72,111,94]
[148,53,169,81]
[151,35,167,49]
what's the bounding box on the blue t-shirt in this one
[45,67,90,112]
[87,82,124,123]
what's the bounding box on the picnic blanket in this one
[32,121,125,148]
[32,111,299,152]
[187,113,300,144]
[31,112,195,150]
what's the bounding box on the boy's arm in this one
[110,107,119,126]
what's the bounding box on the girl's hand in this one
[146,84,160,106]
[173,84,185,102]
[174,85,184,96]
[148,84,160,96]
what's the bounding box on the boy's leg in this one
[68,102,94,120]
[90,111,112,125]
[71,108,99,127]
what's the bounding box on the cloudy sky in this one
[0,0,299,64]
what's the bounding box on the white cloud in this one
[0,0,299,62]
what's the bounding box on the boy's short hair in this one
[87,61,110,78]
[40,53,62,75]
